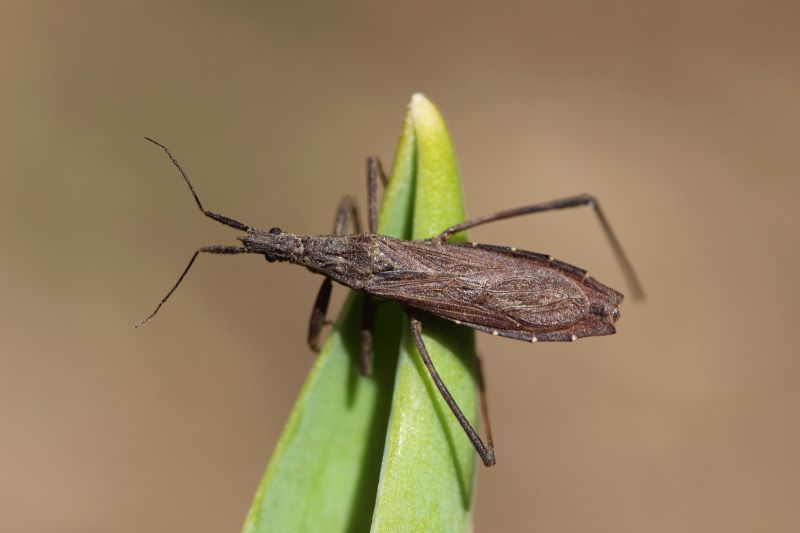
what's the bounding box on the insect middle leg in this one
[355,157,388,375]
[306,159,388,373]
[408,315,496,467]
[436,194,644,299]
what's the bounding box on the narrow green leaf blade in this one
[372,94,479,532]
[241,106,418,533]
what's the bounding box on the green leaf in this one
[371,95,478,532]
[241,94,477,533]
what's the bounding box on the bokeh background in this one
[2,1,799,532]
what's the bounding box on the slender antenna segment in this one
[144,137,251,232]
[135,250,201,328]
[135,245,247,328]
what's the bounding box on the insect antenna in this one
[144,137,251,232]
[135,245,247,328]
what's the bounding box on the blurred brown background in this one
[2,1,798,532]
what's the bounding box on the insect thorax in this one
[297,234,388,289]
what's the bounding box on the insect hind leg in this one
[408,314,496,467]
[436,194,644,300]
[475,354,495,464]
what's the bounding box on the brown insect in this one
[137,138,644,467]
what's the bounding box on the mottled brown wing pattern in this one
[364,238,619,340]
[468,275,589,327]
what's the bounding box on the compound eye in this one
[269,227,282,235]
[265,253,278,263]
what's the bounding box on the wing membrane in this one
[366,239,592,332]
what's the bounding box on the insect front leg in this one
[408,314,496,467]
[307,195,361,352]
[307,278,333,352]
[366,156,388,234]
[332,194,362,236]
